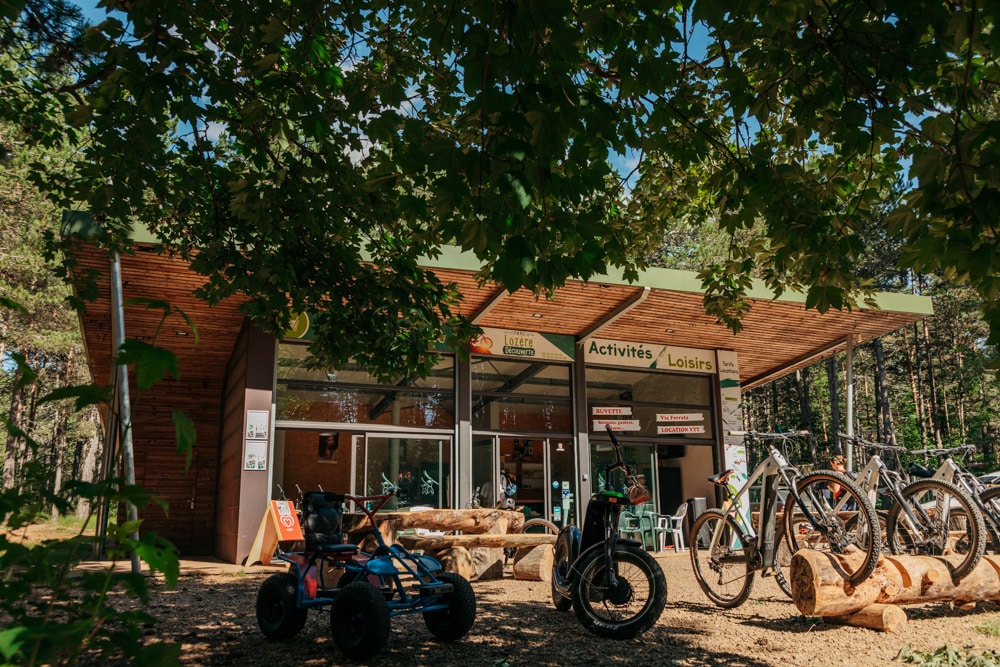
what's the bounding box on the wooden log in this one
[426,547,475,581]
[824,603,908,633]
[791,551,1000,617]
[512,545,554,582]
[397,533,556,551]
[469,547,505,581]
[344,508,525,545]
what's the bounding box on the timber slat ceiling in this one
[74,244,928,399]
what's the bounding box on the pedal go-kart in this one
[255,488,476,660]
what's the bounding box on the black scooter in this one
[550,426,668,639]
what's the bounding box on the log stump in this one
[824,603,908,633]
[512,544,554,582]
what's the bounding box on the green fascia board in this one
[60,211,160,245]
[419,245,934,316]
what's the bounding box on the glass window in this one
[276,342,455,427]
[356,436,450,509]
[471,357,572,432]
[586,366,714,441]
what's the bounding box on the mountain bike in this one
[839,434,985,581]
[550,425,667,639]
[690,430,881,608]
[908,445,1000,555]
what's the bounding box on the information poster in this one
[244,409,270,471]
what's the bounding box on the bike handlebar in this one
[837,433,907,452]
[728,430,811,438]
[910,445,977,458]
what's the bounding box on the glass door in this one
[352,433,451,509]
[547,438,577,528]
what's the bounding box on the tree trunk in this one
[794,368,816,462]
[922,318,944,446]
[3,363,26,491]
[75,407,102,520]
[903,326,928,448]
[872,338,895,444]
[50,347,74,519]
[826,357,841,455]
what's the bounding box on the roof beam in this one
[741,337,849,390]
[470,286,509,324]
[577,287,650,340]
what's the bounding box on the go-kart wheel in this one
[422,572,476,641]
[330,581,391,660]
[256,573,307,640]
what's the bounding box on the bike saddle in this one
[708,469,735,485]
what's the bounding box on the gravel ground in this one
[112,552,1000,667]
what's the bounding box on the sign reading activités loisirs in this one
[583,337,716,373]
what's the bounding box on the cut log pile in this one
[344,508,550,582]
[789,549,1000,632]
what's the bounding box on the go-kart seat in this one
[301,492,355,554]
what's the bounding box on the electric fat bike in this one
[550,426,667,639]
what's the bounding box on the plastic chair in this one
[667,503,689,552]
[635,502,657,550]
[619,510,643,544]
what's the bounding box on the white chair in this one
[656,503,688,552]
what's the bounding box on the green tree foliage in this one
[4,0,1000,378]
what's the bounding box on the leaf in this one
[172,411,196,471]
[37,384,113,410]
[0,296,27,313]
[116,341,179,390]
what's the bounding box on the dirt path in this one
[109,552,1000,666]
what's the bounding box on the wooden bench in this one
[342,508,550,581]
[397,532,556,551]
[397,533,555,582]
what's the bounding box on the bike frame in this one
[842,435,950,543]
[710,432,817,571]
[912,446,1000,538]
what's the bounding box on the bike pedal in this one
[419,582,454,596]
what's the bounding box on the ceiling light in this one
[531,313,543,318]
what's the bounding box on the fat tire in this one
[689,509,754,608]
[785,470,882,587]
[978,486,1000,554]
[551,532,573,612]
[771,525,793,600]
[255,573,307,640]
[422,572,477,641]
[886,478,985,582]
[570,543,667,639]
[329,581,391,660]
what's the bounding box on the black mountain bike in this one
[550,426,667,639]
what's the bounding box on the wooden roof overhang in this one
[72,243,933,397]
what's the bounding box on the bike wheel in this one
[523,518,560,535]
[256,573,307,640]
[423,572,477,641]
[784,470,882,587]
[886,479,985,582]
[551,531,574,612]
[978,486,1000,553]
[771,524,793,600]
[329,581,391,660]
[570,543,667,639]
[689,509,755,608]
